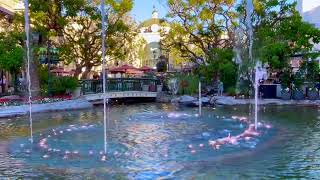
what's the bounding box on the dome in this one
[139,18,167,28]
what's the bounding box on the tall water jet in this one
[198,80,202,116]
[245,0,254,63]
[254,62,263,130]
[24,0,33,143]
[101,0,107,154]
[245,0,258,130]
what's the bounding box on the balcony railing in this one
[80,78,160,95]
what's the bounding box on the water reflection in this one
[0,104,319,178]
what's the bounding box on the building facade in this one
[138,7,170,68]
[297,0,320,51]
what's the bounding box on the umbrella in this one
[109,64,138,74]
[139,66,153,72]
[109,67,126,73]
[50,68,67,73]
[126,69,144,75]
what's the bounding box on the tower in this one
[152,6,159,19]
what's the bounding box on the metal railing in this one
[80,78,160,95]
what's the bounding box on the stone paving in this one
[211,96,320,106]
[0,98,93,118]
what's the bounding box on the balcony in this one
[0,0,19,16]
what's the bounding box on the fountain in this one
[245,0,254,62]
[4,0,277,178]
[168,78,179,95]
[254,61,266,130]
[245,0,260,130]
[8,105,273,178]
[198,79,202,116]
[23,0,33,143]
[100,0,108,155]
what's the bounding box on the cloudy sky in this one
[302,0,320,12]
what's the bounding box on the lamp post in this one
[39,40,59,96]
[153,50,157,67]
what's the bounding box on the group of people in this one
[0,75,27,94]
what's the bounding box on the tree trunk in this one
[81,66,92,79]
[11,71,18,93]
[73,66,82,79]
[26,50,40,97]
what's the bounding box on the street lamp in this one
[153,50,157,66]
[39,40,60,96]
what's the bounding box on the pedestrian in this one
[0,75,7,93]
[218,79,224,96]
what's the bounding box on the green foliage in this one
[51,76,78,95]
[250,0,320,70]
[199,48,237,89]
[156,60,167,72]
[163,0,237,64]
[293,70,304,89]
[226,87,236,96]
[174,74,199,95]
[0,33,24,73]
[279,69,292,89]
[38,66,78,96]
[298,60,320,88]
[27,0,133,78]
[279,67,304,90]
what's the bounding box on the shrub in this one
[38,65,78,96]
[226,87,236,96]
[51,76,78,95]
[198,48,237,90]
[156,60,167,72]
[173,74,199,95]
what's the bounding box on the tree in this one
[25,0,133,80]
[12,0,86,95]
[199,48,237,89]
[162,0,237,65]
[248,0,320,69]
[233,0,320,94]
[0,13,26,93]
[60,1,133,79]
[0,32,24,92]
[0,33,24,72]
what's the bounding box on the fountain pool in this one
[1,104,320,179]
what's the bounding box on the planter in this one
[72,87,82,98]
[307,89,319,100]
[281,90,291,100]
[293,90,304,100]
[142,85,149,91]
[157,85,163,92]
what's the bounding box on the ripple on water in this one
[4,106,277,178]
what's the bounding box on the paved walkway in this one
[213,96,320,106]
[0,98,92,118]
[84,91,158,102]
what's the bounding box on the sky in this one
[131,0,168,23]
[130,0,320,22]
[301,0,320,12]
